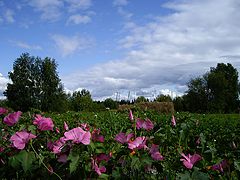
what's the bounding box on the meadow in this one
[0,107,240,179]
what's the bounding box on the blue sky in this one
[1,0,240,100]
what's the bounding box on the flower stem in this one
[30,141,62,180]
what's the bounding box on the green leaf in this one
[68,151,80,174]
[192,169,209,180]
[234,160,240,172]
[15,150,36,172]
[131,156,141,171]
[177,171,191,180]
[9,156,21,169]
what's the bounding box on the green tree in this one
[103,98,118,109]
[4,53,41,111]
[185,63,239,113]
[155,94,172,102]
[40,57,66,112]
[184,77,208,113]
[71,89,93,111]
[173,96,185,112]
[4,53,66,112]
[207,63,239,113]
[135,96,148,103]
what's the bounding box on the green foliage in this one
[103,98,118,109]
[185,63,239,113]
[70,89,93,111]
[155,94,172,102]
[4,53,66,112]
[135,96,148,103]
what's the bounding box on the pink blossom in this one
[80,123,90,131]
[0,147,5,152]
[136,118,154,130]
[92,129,104,142]
[56,128,60,134]
[64,127,91,145]
[0,107,8,115]
[128,136,147,150]
[212,160,228,172]
[180,153,202,169]
[52,137,66,154]
[10,131,36,150]
[64,121,69,131]
[129,109,133,121]
[115,132,134,144]
[91,158,106,176]
[149,144,164,161]
[33,114,54,131]
[3,111,22,126]
[57,154,68,163]
[171,115,176,127]
[96,153,110,163]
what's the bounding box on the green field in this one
[1,110,240,179]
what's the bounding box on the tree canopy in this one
[183,63,239,113]
[4,53,65,112]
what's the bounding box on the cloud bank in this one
[62,0,240,100]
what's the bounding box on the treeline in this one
[2,53,240,113]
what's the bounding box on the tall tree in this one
[4,53,66,112]
[207,63,239,113]
[185,63,239,113]
[4,53,41,111]
[70,89,93,112]
[184,77,208,113]
[40,57,65,112]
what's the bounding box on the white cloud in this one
[10,40,42,50]
[67,0,92,12]
[67,14,91,25]
[27,0,92,21]
[4,9,15,23]
[28,0,63,21]
[117,7,132,19]
[52,34,93,57]
[62,0,240,100]
[113,0,128,6]
[0,73,9,99]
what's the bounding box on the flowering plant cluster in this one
[0,107,239,179]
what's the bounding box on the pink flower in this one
[91,158,106,176]
[0,147,5,152]
[136,118,154,131]
[80,123,90,131]
[149,144,164,161]
[212,159,228,172]
[115,132,134,144]
[171,115,176,127]
[180,153,202,169]
[0,107,8,115]
[3,111,22,126]
[33,115,54,131]
[57,154,68,163]
[52,137,66,154]
[96,153,110,163]
[92,129,104,143]
[64,121,69,131]
[56,128,60,134]
[128,136,147,150]
[129,110,133,121]
[64,127,91,145]
[10,131,36,150]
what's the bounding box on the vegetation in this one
[0,108,240,179]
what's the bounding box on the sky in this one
[1,0,240,100]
